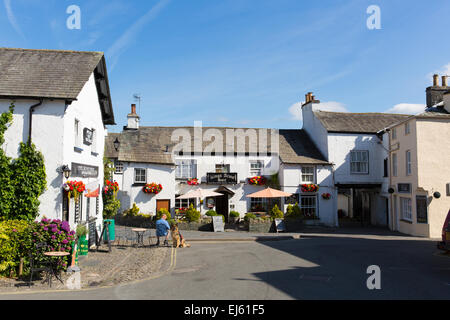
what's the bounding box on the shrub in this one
[155,208,171,221]
[103,197,121,219]
[185,204,201,222]
[285,203,303,219]
[123,203,140,217]
[205,210,218,216]
[0,220,31,277]
[270,204,284,219]
[244,213,257,222]
[230,211,240,218]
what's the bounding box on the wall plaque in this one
[71,163,99,178]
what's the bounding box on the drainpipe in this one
[28,99,44,145]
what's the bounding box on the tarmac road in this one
[1,230,450,300]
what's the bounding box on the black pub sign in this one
[207,173,238,185]
[71,163,99,178]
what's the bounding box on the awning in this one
[176,188,223,199]
[246,187,292,198]
[214,186,235,196]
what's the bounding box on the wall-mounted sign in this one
[71,163,99,178]
[83,128,93,145]
[207,173,238,185]
[397,183,411,193]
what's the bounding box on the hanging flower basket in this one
[104,180,119,197]
[301,184,319,193]
[187,178,199,186]
[248,176,267,186]
[143,183,163,195]
[322,193,331,200]
[63,180,86,202]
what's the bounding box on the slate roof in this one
[105,127,329,165]
[0,48,115,124]
[313,111,411,134]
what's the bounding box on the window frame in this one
[405,122,411,135]
[114,160,124,174]
[400,197,412,222]
[392,153,398,177]
[175,159,197,180]
[74,119,81,148]
[406,150,412,176]
[301,166,315,183]
[350,150,369,175]
[215,164,230,174]
[134,168,147,184]
[249,160,264,176]
[300,195,318,218]
[392,127,397,140]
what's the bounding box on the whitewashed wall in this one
[301,103,329,159]
[0,73,107,233]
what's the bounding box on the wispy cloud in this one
[385,103,425,115]
[289,101,348,121]
[106,0,171,70]
[4,0,25,40]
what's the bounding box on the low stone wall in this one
[284,219,304,232]
[177,219,213,231]
[248,219,275,233]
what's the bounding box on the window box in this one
[248,176,267,186]
[301,184,319,193]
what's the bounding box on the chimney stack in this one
[426,74,449,108]
[126,103,140,130]
[433,74,440,87]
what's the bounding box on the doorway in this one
[156,199,170,213]
[215,195,229,223]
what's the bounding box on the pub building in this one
[105,105,338,226]
[0,48,115,238]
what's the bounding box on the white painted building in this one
[0,48,115,237]
[106,105,337,225]
[300,93,409,227]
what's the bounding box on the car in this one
[437,209,450,252]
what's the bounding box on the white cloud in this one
[385,103,426,115]
[289,101,348,121]
[4,0,25,39]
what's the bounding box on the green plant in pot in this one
[229,211,240,223]
[76,224,89,256]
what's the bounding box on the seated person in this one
[156,214,170,246]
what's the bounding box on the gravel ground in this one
[0,242,171,292]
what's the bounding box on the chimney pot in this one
[433,74,440,87]
[442,76,448,87]
[131,104,137,114]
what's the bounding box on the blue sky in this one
[1,0,450,132]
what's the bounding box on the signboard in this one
[397,183,411,193]
[212,216,225,232]
[71,163,99,178]
[275,219,286,233]
[207,173,238,185]
[83,128,93,145]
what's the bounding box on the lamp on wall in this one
[113,138,120,151]
[61,165,71,179]
[433,191,441,199]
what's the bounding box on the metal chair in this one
[29,242,52,287]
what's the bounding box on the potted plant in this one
[322,193,331,200]
[248,176,267,186]
[76,224,89,256]
[187,178,199,186]
[63,180,86,202]
[143,183,163,195]
[229,211,240,224]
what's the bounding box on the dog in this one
[170,224,191,248]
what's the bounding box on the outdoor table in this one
[132,228,147,247]
[44,251,70,286]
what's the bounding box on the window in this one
[398,183,411,193]
[350,150,369,174]
[416,196,428,224]
[175,160,197,179]
[249,198,267,212]
[405,122,410,135]
[250,161,264,176]
[74,119,80,148]
[114,160,124,174]
[134,168,146,184]
[392,128,397,140]
[301,166,315,183]
[215,164,230,173]
[406,150,412,176]
[401,197,412,222]
[91,129,97,154]
[392,153,398,177]
[301,195,317,218]
[175,198,196,212]
[383,158,388,177]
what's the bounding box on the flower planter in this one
[248,176,267,186]
[248,219,274,233]
[301,184,319,193]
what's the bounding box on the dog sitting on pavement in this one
[170,224,191,248]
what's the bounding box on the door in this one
[215,195,229,223]
[156,200,170,213]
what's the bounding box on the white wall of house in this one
[301,103,329,159]
[0,73,107,233]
